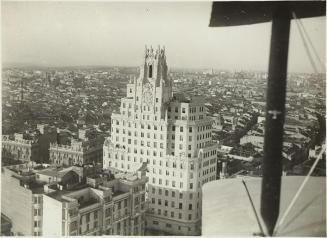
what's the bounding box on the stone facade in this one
[42,170,147,236]
[49,128,104,166]
[103,46,217,235]
[2,124,57,163]
[2,134,40,162]
[1,163,45,236]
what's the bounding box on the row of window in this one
[79,221,98,234]
[81,210,98,224]
[114,119,164,130]
[115,123,164,131]
[151,178,194,189]
[113,131,164,141]
[197,141,214,149]
[197,132,212,140]
[202,167,216,176]
[153,209,196,220]
[151,188,199,199]
[151,220,192,232]
[113,120,210,133]
[167,106,205,114]
[151,168,184,177]
[111,153,192,169]
[151,198,194,210]
[169,142,192,150]
[116,199,128,209]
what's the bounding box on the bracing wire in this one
[273,143,326,235]
[291,12,319,74]
[297,15,326,72]
[242,179,267,236]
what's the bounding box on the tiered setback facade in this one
[103,46,217,235]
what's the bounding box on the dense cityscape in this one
[1,1,326,236]
[1,50,325,235]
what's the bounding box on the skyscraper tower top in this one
[140,45,169,87]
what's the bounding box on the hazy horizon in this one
[2,2,326,73]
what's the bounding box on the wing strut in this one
[260,6,290,236]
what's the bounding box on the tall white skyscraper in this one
[103,46,217,235]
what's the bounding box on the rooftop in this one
[47,183,89,202]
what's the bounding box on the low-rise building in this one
[2,124,57,163]
[42,169,147,236]
[49,128,104,166]
[2,134,40,162]
[1,161,147,236]
[1,162,46,236]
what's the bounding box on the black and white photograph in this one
[1,1,326,236]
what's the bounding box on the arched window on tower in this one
[149,65,153,78]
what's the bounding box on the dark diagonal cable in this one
[292,12,319,73]
[297,15,326,72]
[242,179,266,236]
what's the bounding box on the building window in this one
[172,181,176,187]
[34,221,40,227]
[84,213,90,223]
[149,65,153,78]
[179,203,183,209]
[34,208,40,216]
[180,126,183,132]
[189,204,192,210]
[105,208,111,217]
[188,214,192,220]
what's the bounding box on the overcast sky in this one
[2,1,326,73]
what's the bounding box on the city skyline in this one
[2,1,326,73]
